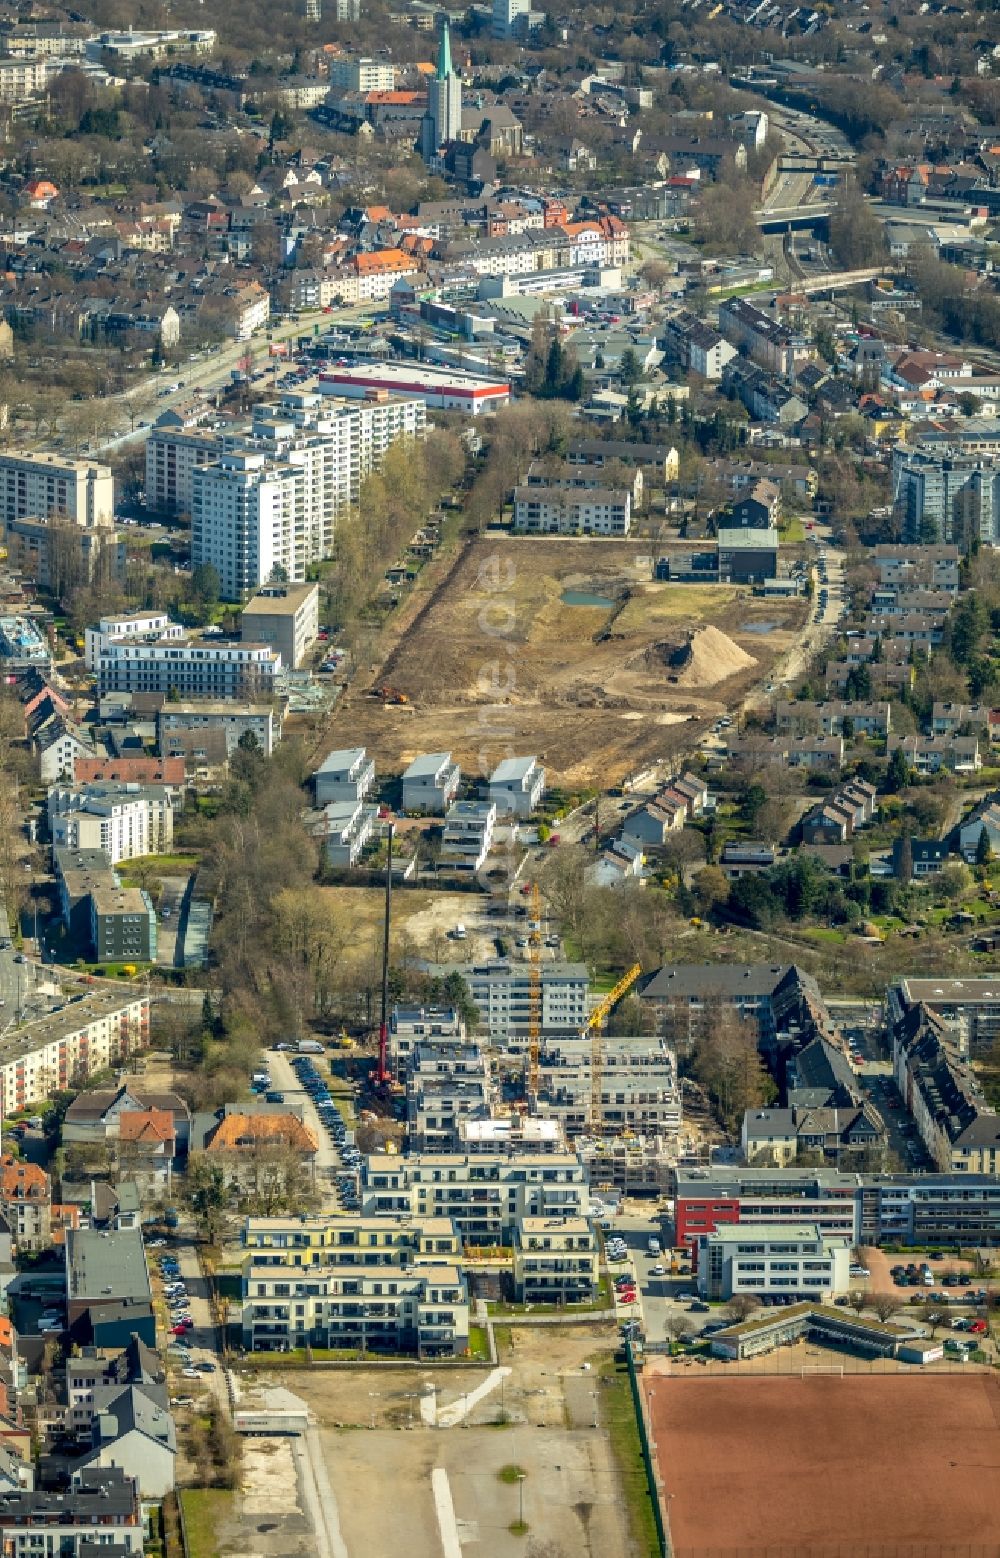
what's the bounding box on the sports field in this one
[645,1373,1000,1557]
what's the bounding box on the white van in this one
[648,1237,661,1257]
[453,923,467,940]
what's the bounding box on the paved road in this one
[92,302,388,456]
[155,876,189,969]
[607,1212,700,1345]
[157,1229,227,1414]
[266,1050,345,1211]
[0,898,18,1022]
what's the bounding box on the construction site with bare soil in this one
[327,536,807,788]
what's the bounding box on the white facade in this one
[0,990,148,1115]
[321,799,377,867]
[362,1151,589,1239]
[48,783,173,862]
[151,396,426,582]
[441,800,495,871]
[513,486,631,535]
[456,960,590,1045]
[93,636,280,698]
[487,755,545,818]
[402,751,461,814]
[329,57,395,91]
[492,0,546,36]
[84,612,184,670]
[697,1222,852,1302]
[50,799,149,864]
[315,746,376,806]
[0,451,113,528]
[191,451,301,601]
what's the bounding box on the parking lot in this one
[602,1211,703,1345]
[148,1234,227,1422]
[261,1048,356,1214]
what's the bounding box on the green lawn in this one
[468,1324,491,1361]
[179,1490,235,1558]
[798,926,848,946]
[490,1277,611,1317]
[123,853,200,873]
[780,517,807,543]
[594,1354,663,1558]
[78,961,154,978]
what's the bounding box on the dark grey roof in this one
[642,964,792,1001]
[791,1035,856,1098]
[0,1466,137,1522]
[66,1228,151,1305]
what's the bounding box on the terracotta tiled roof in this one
[0,1157,48,1202]
[207,1114,317,1153]
[119,1109,175,1145]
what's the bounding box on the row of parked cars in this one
[158,1252,194,1338]
[892,1261,974,1289]
[292,1055,361,1209]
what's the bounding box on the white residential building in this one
[320,799,377,867]
[328,56,395,91]
[362,1150,589,1241]
[92,635,281,699]
[191,451,302,601]
[513,486,631,535]
[492,0,546,38]
[0,989,149,1115]
[441,800,495,871]
[487,755,545,818]
[451,960,590,1046]
[147,396,426,517]
[84,612,185,671]
[0,451,114,528]
[315,747,376,806]
[239,1214,468,1356]
[514,1216,597,1304]
[48,783,173,863]
[402,752,461,814]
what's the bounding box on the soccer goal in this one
[800,1364,845,1377]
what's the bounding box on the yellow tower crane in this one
[526,881,544,1103]
[585,963,642,1131]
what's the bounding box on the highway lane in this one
[92,302,389,458]
[0,898,17,1024]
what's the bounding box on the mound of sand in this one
[672,625,756,688]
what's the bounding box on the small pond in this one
[561,590,615,608]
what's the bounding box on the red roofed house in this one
[0,1156,52,1252]
[24,179,58,208]
[116,1109,177,1190]
[72,757,186,790]
[203,1112,318,1199]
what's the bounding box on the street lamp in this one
[516,1471,526,1529]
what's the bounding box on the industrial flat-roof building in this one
[697,1221,851,1303]
[709,1301,906,1361]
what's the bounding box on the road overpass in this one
[756,203,832,232]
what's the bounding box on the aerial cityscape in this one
[3,0,1000,1554]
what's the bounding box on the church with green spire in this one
[421,13,462,163]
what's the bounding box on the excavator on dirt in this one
[369,684,410,705]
